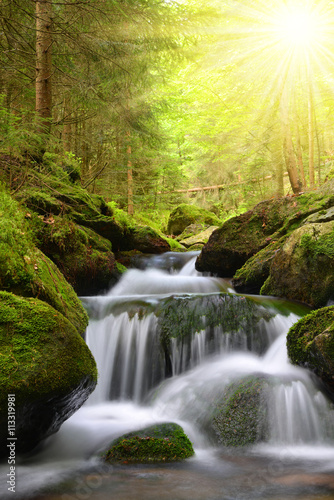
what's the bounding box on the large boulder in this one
[15,180,125,251]
[34,215,122,295]
[167,204,221,236]
[195,197,303,277]
[287,307,334,397]
[103,423,194,463]
[0,187,97,454]
[195,188,334,278]
[179,226,219,249]
[0,292,97,455]
[0,190,88,334]
[261,222,334,308]
[122,226,171,254]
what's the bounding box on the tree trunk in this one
[127,130,134,216]
[280,86,302,195]
[36,0,52,135]
[296,125,306,189]
[308,82,315,188]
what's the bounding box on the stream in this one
[2,251,334,500]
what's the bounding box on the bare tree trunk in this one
[280,86,302,194]
[308,82,315,188]
[296,125,306,188]
[127,130,134,216]
[36,0,53,135]
[62,96,72,152]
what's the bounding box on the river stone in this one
[122,226,171,254]
[195,197,303,277]
[103,422,194,463]
[179,226,219,248]
[212,376,269,446]
[287,306,334,397]
[302,206,334,225]
[0,292,97,455]
[34,215,122,296]
[167,204,221,236]
[261,221,334,308]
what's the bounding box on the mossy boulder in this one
[0,190,88,334]
[195,197,303,277]
[103,423,194,463]
[33,215,122,295]
[211,376,269,446]
[232,238,287,294]
[167,204,221,236]
[15,176,125,251]
[287,307,334,396]
[195,188,334,278]
[179,226,219,249]
[123,226,171,254]
[0,292,97,455]
[158,294,277,377]
[261,221,334,308]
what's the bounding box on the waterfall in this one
[4,251,334,499]
[81,253,334,448]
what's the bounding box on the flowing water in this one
[2,252,334,500]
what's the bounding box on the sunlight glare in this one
[274,4,322,48]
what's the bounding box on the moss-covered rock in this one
[261,221,334,308]
[196,187,334,278]
[158,294,277,376]
[232,238,287,294]
[179,226,219,248]
[33,215,122,295]
[287,307,334,396]
[0,292,97,454]
[0,190,88,334]
[15,175,125,251]
[167,204,221,236]
[212,376,269,446]
[123,226,171,254]
[103,423,194,463]
[195,197,303,277]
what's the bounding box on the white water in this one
[2,251,334,499]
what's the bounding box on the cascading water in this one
[2,251,334,500]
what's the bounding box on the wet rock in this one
[103,422,194,463]
[195,197,302,277]
[122,226,171,254]
[179,226,219,248]
[0,292,97,455]
[261,222,334,308]
[287,306,334,397]
[212,376,269,446]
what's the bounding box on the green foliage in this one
[107,202,134,231]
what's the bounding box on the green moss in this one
[232,238,285,292]
[115,261,127,274]
[300,231,334,259]
[0,291,97,413]
[103,423,194,463]
[0,188,88,334]
[287,307,334,366]
[167,204,221,235]
[212,376,269,446]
